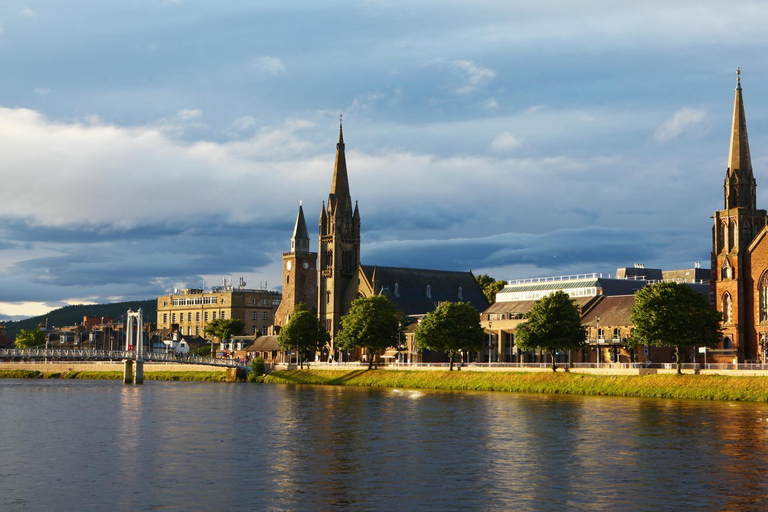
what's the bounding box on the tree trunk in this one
[368,351,374,370]
[675,346,682,375]
[550,350,558,372]
[449,353,454,371]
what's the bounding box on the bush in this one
[248,357,266,382]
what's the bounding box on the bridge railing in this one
[0,348,240,367]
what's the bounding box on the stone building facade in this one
[318,126,361,349]
[157,285,281,337]
[274,204,318,329]
[711,72,768,363]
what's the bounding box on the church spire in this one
[329,121,350,207]
[291,202,310,253]
[725,68,756,210]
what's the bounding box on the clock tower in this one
[274,203,318,330]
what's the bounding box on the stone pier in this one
[123,359,133,384]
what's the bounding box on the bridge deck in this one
[0,348,240,368]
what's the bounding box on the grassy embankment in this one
[0,370,227,382]
[265,369,768,402]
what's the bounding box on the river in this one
[1,380,767,511]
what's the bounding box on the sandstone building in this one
[273,203,318,329]
[711,71,768,363]
[279,124,488,361]
[157,283,281,338]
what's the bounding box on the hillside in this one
[1,300,157,341]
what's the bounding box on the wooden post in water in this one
[123,359,133,384]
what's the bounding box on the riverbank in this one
[265,369,768,402]
[0,369,228,382]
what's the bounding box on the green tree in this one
[204,318,245,341]
[204,318,245,357]
[515,291,587,372]
[15,328,46,348]
[475,274,506,305]
[414,302,484,371]
[629,282,721,374]
[277,304,329,369]
[336,295,400,370]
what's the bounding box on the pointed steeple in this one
[329,123,351,208]
[725,68,757,210]
[291,203,310,253]
[319,200,327,235]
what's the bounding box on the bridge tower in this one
[124,309,144,384]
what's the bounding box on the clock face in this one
[286,261,292,271]
[302,262,310,270]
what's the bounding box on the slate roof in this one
[483,296,595,316]
[581,295,636,327]
[243,335,279,352]
[361,265,489,315]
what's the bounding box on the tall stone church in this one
[711,71,768,363]
[275,123,488,360]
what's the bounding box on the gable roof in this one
[360,265,489,315]
[581,295,636,327]
[244,335,279,352]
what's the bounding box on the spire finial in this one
[737,67,742,89]
[339,113,343,128]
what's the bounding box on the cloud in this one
[490,132,522,152]
[250,56,287,75]
[451,60,496,94]
[232,116,256,130]
[17,7,37,18]
[347,88,403,115]
[654,108,708,142]
[480,98,499,109]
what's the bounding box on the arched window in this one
[613,328,621,341]
[718,222,726,253]
[729,221,736,251]
[722,293,732,323]
[723,337,732,349]
[760,272,768,322]
[721,258,732,280]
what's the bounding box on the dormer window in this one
[458,286,463,301]
[394,283,400,298]
[426,284,432,299]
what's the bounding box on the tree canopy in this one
[475,274,506,305]
[277,303,329,368]
[15,328,46,348]
[414,301,484,370]
[629,282,721,374]
[515,291,587,371]
[204,318,245,342]
[336,295,400,370]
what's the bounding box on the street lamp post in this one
[596,316,601,367]
[488,321,493,367]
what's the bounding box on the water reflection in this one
[3,381,768,511]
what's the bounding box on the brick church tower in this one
[318,124,361,352]
[274,203,318,329]
[711,69,767,359]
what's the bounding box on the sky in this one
[2,1,768,319]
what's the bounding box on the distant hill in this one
[1,300,157,341]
